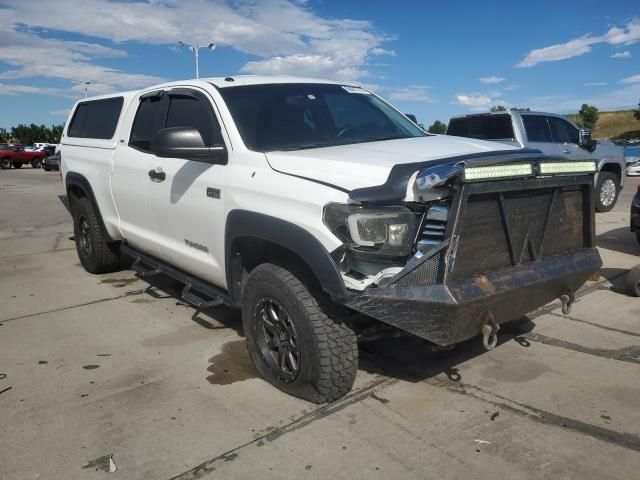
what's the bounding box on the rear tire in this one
[31,158,42,168]
[242,263,358,403]
[625,267,640,297]
[12,162,22,169]
[72,196,122,274]
[595,171,619,212]
[0,157,10,169]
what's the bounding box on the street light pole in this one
[72,80,91,98]
[177,41,216,79]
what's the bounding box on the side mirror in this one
[578,128,596,150]
[151,127,227,164]
[405,113,418,124]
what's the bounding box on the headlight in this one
[323,203,418,257]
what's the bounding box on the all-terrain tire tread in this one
[73,197,121,274]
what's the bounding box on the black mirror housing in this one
[151,127,227,164]
[578,128,596,150]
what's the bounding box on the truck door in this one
[146,88,228,287]
[110,91,165,257]
[547,116,596,161]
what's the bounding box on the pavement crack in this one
[430,378,640,452]
[549,312,640,338]
[521,332,640,364]
[168,376,396,480]
[1,292,139,323]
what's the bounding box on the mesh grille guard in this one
[379,173,595,289]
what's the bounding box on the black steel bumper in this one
[344,248,601,346]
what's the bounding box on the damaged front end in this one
[325,152,602,347]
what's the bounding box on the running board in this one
[121,243,233,308]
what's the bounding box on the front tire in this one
[595,171,619,212]
[626,267,640,297]
[0,157,10,169]
[242,263,358,403]
[31,158,42,168]
[72,196,122,274]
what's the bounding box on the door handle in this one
[148,167,166,182]
[562,149,571,154]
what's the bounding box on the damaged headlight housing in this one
[323,204,418,257]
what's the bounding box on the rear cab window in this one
[446,114,514,140]
[67,97,124,139]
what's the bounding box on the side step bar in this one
[121,243,233,308]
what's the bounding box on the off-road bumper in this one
[344,248,601,346]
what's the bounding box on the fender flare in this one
[225,210,346,302]
[65,171,116,242]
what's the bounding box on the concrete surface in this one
[1,168,639,480]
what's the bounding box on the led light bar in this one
[539,161,597,175]
[463,163,533,182]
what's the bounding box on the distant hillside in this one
[565,109,640,140]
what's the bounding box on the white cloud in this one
[50,109,71,116]
[517,19,640,67]
[611,51,631,59]
[456,94,493,110]
[584,82,608,86]
[479,76,506,84]
[517,36,598,67]
[0,0,392,93]
[389,85,432,102]
[0,83,75,98]
[620,74,640,84]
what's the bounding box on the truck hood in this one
[264,135,518,191]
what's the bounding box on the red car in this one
[0,144,46,169]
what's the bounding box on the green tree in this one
[0,128,8,142]
[427,120,447,134]
[577,104,599,130]
[490,105,507,112]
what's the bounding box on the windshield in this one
[218,83,426,151]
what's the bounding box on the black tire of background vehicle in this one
[625,266,640,297]
[595,171,619,212]
[242,263,358,403]
[12,162,22,169]
[43,167,50,172]
[637,233,640,245]
[31,158,41,168]
[0,157,10,169]
[72,196,122,274]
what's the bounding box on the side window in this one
[67,97,123,139]
[522,115,552,142]
[548,117,579,144]
[165,93,222,146]
[129,95,164,152]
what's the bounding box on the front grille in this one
[450,185,586,280]
[416,204,449,253]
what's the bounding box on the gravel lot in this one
[1,168,639,480]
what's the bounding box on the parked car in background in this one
[446,111,626,212]
[631,183,640,244]
[42,151,60,171]
[43,145,57,156]
[0,143,46,169]
[626,146,640,176]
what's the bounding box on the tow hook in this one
[559,292,575,315]
[481,311,500,351]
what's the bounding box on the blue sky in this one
[1,0,639,129]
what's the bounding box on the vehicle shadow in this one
[596,226,640,256]
[600,267,638,297]
[125,265,539,386]
[357,316,536,384]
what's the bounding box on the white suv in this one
[61,76,601,402]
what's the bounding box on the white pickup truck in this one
[61,76,601,402]
[446,111,626,212]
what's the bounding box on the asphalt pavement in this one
[1,168,639,479]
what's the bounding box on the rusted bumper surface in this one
[344,248,602,346]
